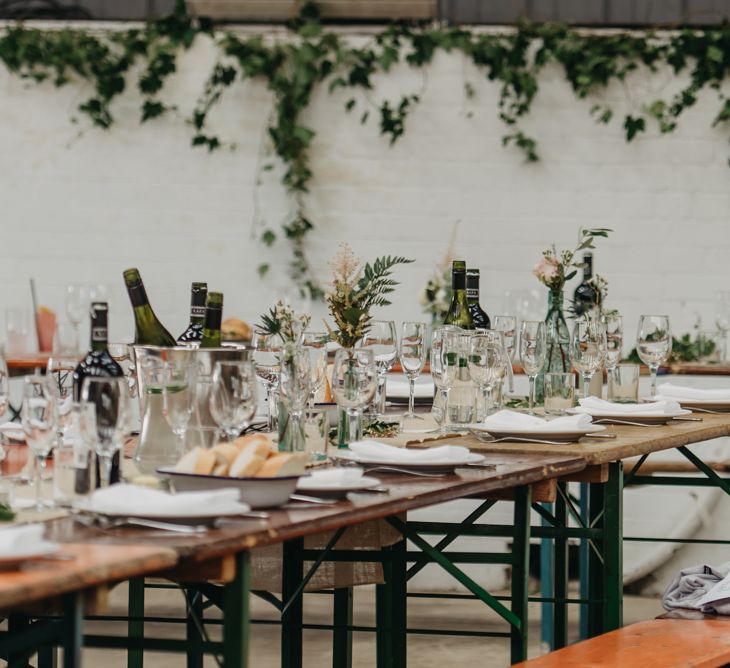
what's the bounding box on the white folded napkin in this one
[349,440,470,463]
[655,383,730,402]
[577,397,682,415]
[481,410,593,432]
[87,484,250,515]
[0,422,25,441]
[386,378,435,399]
[302,467,365,485]
[0,524,49,554]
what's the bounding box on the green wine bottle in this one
[123,268,177,347]
[443,261,474,329]
[200,291,223,348]
[466,268,491,329]
[177,282,208,345]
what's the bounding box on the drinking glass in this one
[430,326,460,434]
[636,315,672,397]
[715,291,730,362]
[52,321,78,355]
[331,348,376,444]
[54,401,97,505]
[22,376,58,510]
[398,321,427,421]
[0,348,8,422]
[5,308,31,357]
[361,320,398,416]
[47,356,77,439]
[162,361,198,455]
[468,331,507,419]
[252,331,282,431]
[81,377,129,488]
[544,372,576,415]
[570,318,607,400]
[608,364,640,403]
[519,321,546,415]
[209,361,258,441]
[65,285,89,351]
[603,313,623,371]
[493,315,517,393]
[279,348,312,452]
[301,331,329,409]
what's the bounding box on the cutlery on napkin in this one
[349,440,470,463]
[577,397,682,415]
[478,410,593,432]
[655,384,730,402]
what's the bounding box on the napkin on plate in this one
[577,397,682,415]
[349,440,470,463]
[386,378,435,399]
[0,524,50,554]
[86,484,250,516]
[480,410,593,432]
[655,383,730,402]
[302,467,366,485]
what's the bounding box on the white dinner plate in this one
[0,541,60,569]
[569,407,692,424]
[467,422,606,442]
[334,449,485,473]
[75,500,250,522]
[297,475,382,497]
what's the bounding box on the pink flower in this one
[533,257,559,284]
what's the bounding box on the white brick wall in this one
[1,27,729,347]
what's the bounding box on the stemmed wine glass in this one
[209,361,258,442]
[279,348,312,452]
[252,331,282,431]
[81,377,129,488]
[468,330,508,419]
[301,331,329,410]
[65,284,89,351]
[47,356,77,439]
[22,377,58,510]
[493,315,517,394]
[603,313,623,372]
[0,346,8,421]
[331,348,376,444]
[715,292,730,363]
[399,321,427,423]
[570,318,607,399]
[162,361,198,455]
[361,320,398,416]
[637,315,672,397]
[430,326,460,435]
[519,321,547,415]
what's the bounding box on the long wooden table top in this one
[425,413,730,466]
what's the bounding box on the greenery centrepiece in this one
[2,2,730,296]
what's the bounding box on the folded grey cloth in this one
[662,562,730,614]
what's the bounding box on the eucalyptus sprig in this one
[258,299,311,345]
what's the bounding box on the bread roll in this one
[233,434,272,457]
[256,453,308,478]
[211,443,239,476]
[175,447,216,475]
[222,318,252,342]
[230,449,267,477]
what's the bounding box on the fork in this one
[359,466,449,478]
[75,514,210,534]
[592,419,663,428]
[467,430,571,446]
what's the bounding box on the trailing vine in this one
[1,2,729,297]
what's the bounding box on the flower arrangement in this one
[533,228,611,293]
[258,299,311,345]
[326,243,413,348]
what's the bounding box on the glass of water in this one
[608,364,640,403]
[636,315,671,397]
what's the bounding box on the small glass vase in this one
[277,399,306,453]
[536,289,571,403]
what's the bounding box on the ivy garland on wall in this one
[1,2,729,297]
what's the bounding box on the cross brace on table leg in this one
[678,446,730,496]
[623,453,649,486]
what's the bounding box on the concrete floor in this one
[76,582,663,667]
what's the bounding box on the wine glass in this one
[331,348,376,444]
[469,331,507,419]
[493,315,517,393]
[47,356,77,439]
[22,377,58,510]
[209,361,258,441]
[65,284,89,351]
[81,377,129,488]
[430,326,461,434]
[361,320,398,416]
[279,349,311,452]
[715,292,730,363]
[0,347,8,422]
[301,331,329,410]
[252,331,282,431]
[637,315,672,397]
[519,321,547,415]
[162,361,198,455]
[603,313,623,372]
[399,321,427,422]
[570,318,607,400]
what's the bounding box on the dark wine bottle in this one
[200,292,223,348]
[72,302,124,488]
[177,282,208,345]
[443,261,474,329]
[123,268,176,347]
[573,252,598,317]
[466,268,491,330]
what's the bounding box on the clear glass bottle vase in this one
[536,289,571,403]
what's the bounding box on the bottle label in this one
[91,327,108,342]
[127,284,147,308]
[466,288,479,300]
[191,306,205,318]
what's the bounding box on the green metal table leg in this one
[186,587,204,668]
[539,502,554,649]
[222,551,250,668]
[587,481,605,637]
[7,615,31,667]
[38,645,57,668]
[552,483,568,649]
[376,549,393,668]
[579,481,589,640]
[62,592,82,668]
[511,486,532,664]
[281,538,304,668]
[376,540,407,668]
[127,578,145,668]
[332,588,353,668]
[603,461,623,632]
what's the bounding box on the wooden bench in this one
[512,619,730,667]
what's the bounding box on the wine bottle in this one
[466,268,491,329]
[573,252,598,317]
[123,268,176,347]
[443,261,474,329]
[200,292,223,348]
[72,302,124,487]
[177,282,208,345]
